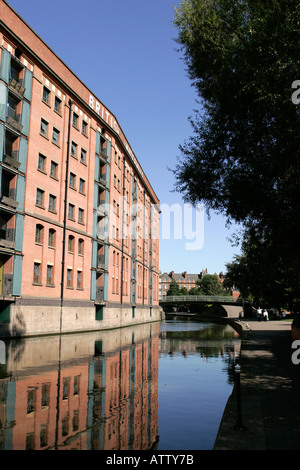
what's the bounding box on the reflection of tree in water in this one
[9,339,26,365]
[160,322,240,385]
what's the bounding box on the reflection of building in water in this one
[0,324,159,450]
[9,364,89,450]
[159,325,241,360]
[91,340,158,450]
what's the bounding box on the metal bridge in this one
[159,295,244,318]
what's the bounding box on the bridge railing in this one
[160,295,240,304]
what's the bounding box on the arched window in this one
[35,224,44,244]
[68,235,75,252]
[78,238,84,255]
[48,228,56,248]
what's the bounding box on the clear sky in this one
[6,0,241,275]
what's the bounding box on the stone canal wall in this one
[0,302,162,337]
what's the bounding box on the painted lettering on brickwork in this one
[89,95,119,134]
[89,94,144,180]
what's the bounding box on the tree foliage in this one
[173,0,300,308]
[196,274,226,295]
[166,279,181,296]
[166,279,189,296]
[224,230,300,308]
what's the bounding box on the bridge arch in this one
[219,304,244,318]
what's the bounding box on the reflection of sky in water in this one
[160,320,216,332]
[157,321,239,450]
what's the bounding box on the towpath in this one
[214,318,300,450]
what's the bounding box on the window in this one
[27,389,36,414]
[100,134,107,155]
[77,270,83,289]
[52,128,60,146]
[68,235,74,252]
[48,194,56,212]
[67,269,73,288]
[99,163,106,181]
[73,376,80,396]
[35,224,43,244]
[80,148,86,164]
[54,96,61,114]
[79,208,85,225]
[33,262,41,284]
[72,410,79,432]
[41,384,50,407]
[38,153,46,172]
[78,208,84,224]
[71,141,77,158]
[5,128,19,161]
[10,58,23,83]
[36,188,45,208]
[40,424,48,448]
[50,161,58,179]
[82,120,87,136]
[78,238,84,255]
[63,378,70,399]
[47,265,54,286]
[42,86,50,105]
[73,113,79,128]
[69,172,76,189]
[68,203,75,220]
[48,228,56,248]
[79,178,85,194]
[40,119,48,138]
[7,93,19,118]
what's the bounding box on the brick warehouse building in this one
[0,0,160,337]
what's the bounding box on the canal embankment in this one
[214,318,300,450]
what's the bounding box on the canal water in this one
[0,319,240,450]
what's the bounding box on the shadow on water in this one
[0,318,240,450]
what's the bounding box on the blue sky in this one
[7,0,241,275]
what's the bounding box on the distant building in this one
[159,269,240,299]
[159,269,208,298]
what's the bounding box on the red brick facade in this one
[0,0,160,335]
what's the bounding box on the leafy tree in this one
[173,0,300,308]
[189,286,200,295]
[224,230,300,308]
[180,286,189,295]
[167,280,200,296]
[167,279,181,296]
[196,274,225,295]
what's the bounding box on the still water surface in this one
[0,319,240,450]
